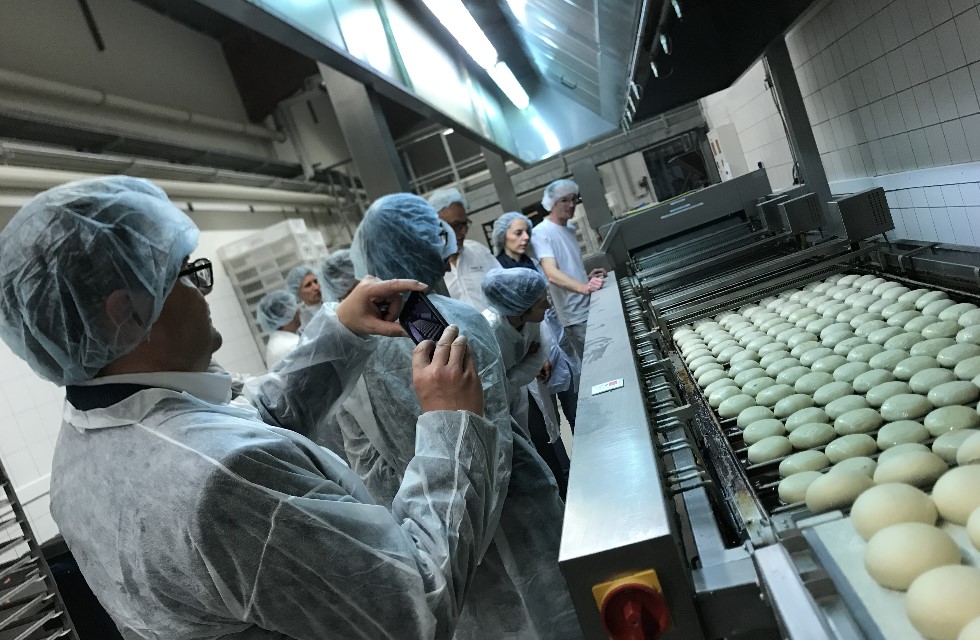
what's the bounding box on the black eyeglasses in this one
[449,220,472,231]
[178,258,214,293]
[557,195,583,206]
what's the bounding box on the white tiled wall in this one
[701,61,797,190]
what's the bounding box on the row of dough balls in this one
[846,472,980,640]
[670,274,980,506]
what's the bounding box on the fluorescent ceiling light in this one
[419,0,499,70]
[487,62,530,109]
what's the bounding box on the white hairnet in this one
[257,290,299,332]
[541,179,579,211]
[492,212,533,254]
[319,249,357,301]
[351,193,457,287]
[427,187,468,213]
[0,176,198,386]
[285,265,315,297]
[482,267,548,316]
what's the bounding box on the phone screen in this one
[398,291,450,344]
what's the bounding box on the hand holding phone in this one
[399,291,451,345]
[412,324,484,415]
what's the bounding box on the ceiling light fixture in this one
[420,0,531,109]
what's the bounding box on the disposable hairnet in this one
[319,250,357,301]
[0,176,198,386]
[482,267,548,317]
[427,187,468,213]
[492,212,533,254]
[256,290,299,332]
[351,193,457,287]
[285,265,315,297]
[541,179,579,211]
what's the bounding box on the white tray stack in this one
[218,219,329,354]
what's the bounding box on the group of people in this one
[0,174,605,639]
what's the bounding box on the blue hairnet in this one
[0,176,198,385]
[541,179,578,211]
[427,187,468,213]
[481,267,548,316]
[319,249,357,301]
[286,265,315,297]
[257,290,299,332]
[351,193,457,286]
[492,212,533,254]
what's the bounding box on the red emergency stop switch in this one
[592,570,672,640]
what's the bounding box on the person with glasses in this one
[428,187,499,312]
[531,179,607,363]
[0,176,509,639]
[256,289,301,368]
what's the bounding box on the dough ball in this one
[928,381,980,407]
[785,407,831,432]
[825,394,869,419]
[786,331,819,349]
[852,369,896,393]
[874,451,948,488]
[879,442,932,463]
[717,345,747,364]
[879,393,933,421]
[774,393,815,418]
[960,309,980,327]
[755,384,796,408]
[765,357,803,377]
[888,309,924,328]
[864,523,960,590]
[959,432,980,466]
[925,406,980,437]
[898,288,931,305]
[832,361,872,383]
[834,408,884,435]
[826,434,877,463]
[968,508,980,551]
[736,405,776,429]
[909,368,958,394]
[805,317,836,334]
[759,340,790,356]
[747,336,776,352]
[789,423,837,449]
[741,376,778,398]
[775,366,814,387]
[906,566,980,640]
[718,393,756,417]
[759,351,793,368]
[850,483,937,540]
[848,342,886,362]
[855,320,890,337]
[823,332,857,349]
[894,356,942,381]
[814,382,857,407]
[868,326,906,345]
[923,299,958,317]
[742,418,786,445]
[850,312,884,329]
[799,348,834,368]
[932,466,980,524]
[747,435,793,464]
[805,470,873,514]
[922,321,963,340]
[778,471,823,504]
[912,338,959,358]
[884,332,926,351]
[914,290,950,310]
[698,368,729,388]
[779,450,831,477]
[709,385,743,409]
[957,325,980,346]
[730,358,765,376]
[933,429,980,463]
[907,315,940,333]
[795,371,835,395]
[689,355,717,372]
[938,344,980,368]
[958,617,980,640]
[833,336,868,355]
[866,381,913,407]
[790,341,822,359]
[830,456,877,477]
[877,420,930,448]
[733,367,767,387]
[939,302,979,322]
[710,340,740,357]
[954,355,980,380]
[869,349,911,371]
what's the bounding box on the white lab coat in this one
[444,240,500,312]
[52,311,509,640]
[265,329,299,369]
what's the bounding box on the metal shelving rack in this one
[0,460,77,640]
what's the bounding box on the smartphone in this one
[398,291,450,344]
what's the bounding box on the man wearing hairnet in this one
[331,193,580,639]
[428,187,499,312]
[286,264,322,327]
[532,179,607,361]
[319,249,358,302]
[0,176,511,639]
[257,289,301,368]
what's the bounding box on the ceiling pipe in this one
[0,67,286,143]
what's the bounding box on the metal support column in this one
[319,63,410,199]
[571,157,614,230]
[765,40,840,236]
[483,149,521,212]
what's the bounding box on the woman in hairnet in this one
[257,289,301,368]
[481,267,570,498]
[328,193,580,640]
[286,264,322,326]
[0,176,511,640]
[319,248,358,302]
